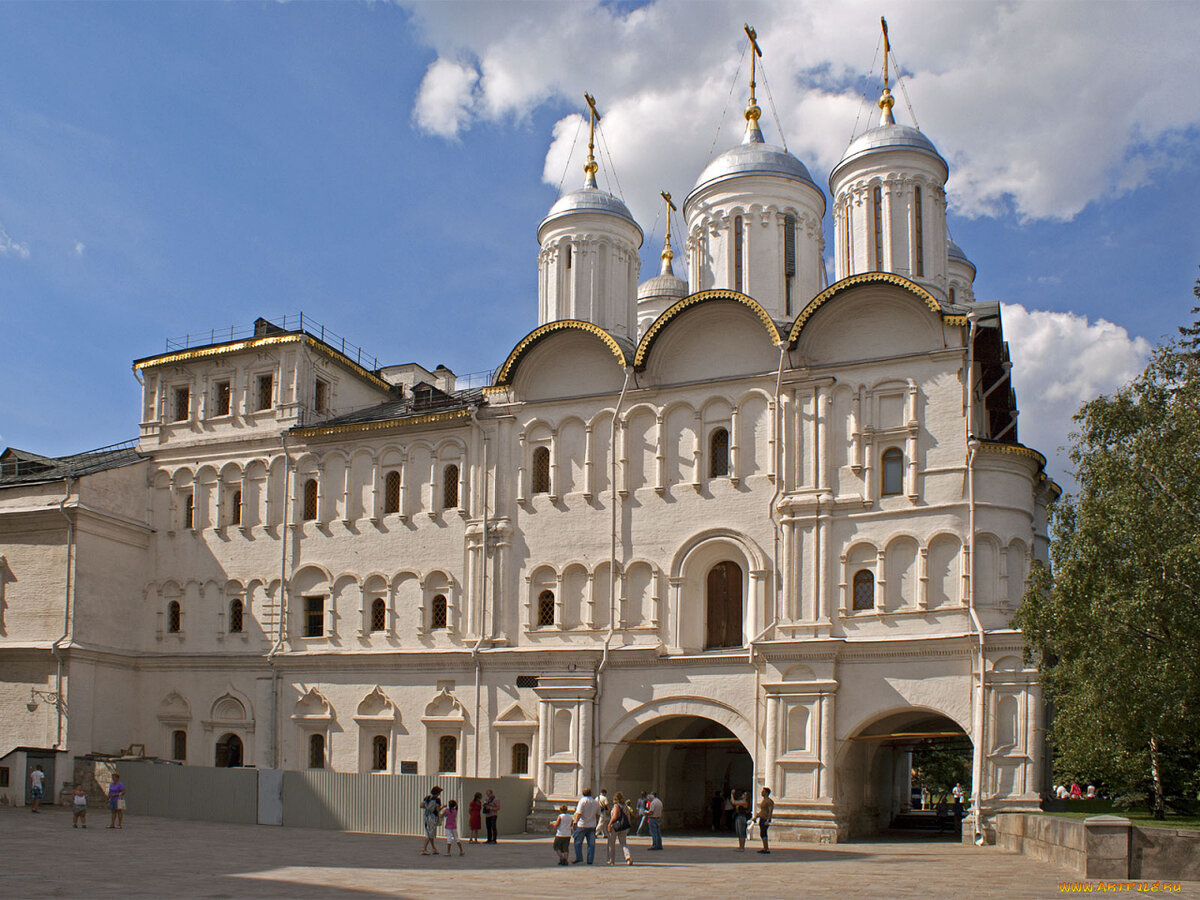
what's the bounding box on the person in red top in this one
[468,792,483,844]
[1070,782,1083,800]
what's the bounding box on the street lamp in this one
[26,687,65,714]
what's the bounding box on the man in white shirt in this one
[646,792,664,850]
[29,765,45,813]
[571,788,602,865]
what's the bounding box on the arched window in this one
[705,561,743,649]
[372,735,388,771]
[842,207,851,272]
[383,470,401,514]
[443,464,459,509]
[537,590,556,627]
[230,490,241,526]
[439,735,457,773]
[431,594,448,630]
[303,478,318,521]
[734,214,744,292]
[783,213,796,315]
[512,742,530,775]
[873,185,884,270]
[183,491,195,530]
[532,446,551,494]
[370,598,387,632]
[228,598,244,633]
[913,185,924,277]
[853,570,875,610]
[172,729,187,761]
[949,286,957,304]
[167,600,182,633]
[308,733,325,769]
[710,428,730,478]
[882,448,904,496]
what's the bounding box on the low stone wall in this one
[1131,825,1200,881]
[995,813,1199,882]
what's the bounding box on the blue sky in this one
[2,1,1198,486]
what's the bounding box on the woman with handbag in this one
[605,791,634,865]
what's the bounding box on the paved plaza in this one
[2,807,1197,899]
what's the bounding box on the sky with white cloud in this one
[0,1,1197,488]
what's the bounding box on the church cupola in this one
[683,26,827,321]
[946,239,977,304]
[829,19,949,295]
[636,190,688,337]
[537,93,643,339]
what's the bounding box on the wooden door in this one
[706,561,743,649]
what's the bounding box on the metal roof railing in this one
[164,313,382,371]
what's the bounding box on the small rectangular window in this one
[315,379,329,414]
[256,374,274,411]
[914,186,924,278]
[172,387,190,422]
[400,760,418,775]
[304,595,324,638]
[214,380,231,416]
[516,675,539,689]
[0,767,9,788]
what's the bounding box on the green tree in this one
[1015,286,1200,818]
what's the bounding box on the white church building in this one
[0,34,1056,841]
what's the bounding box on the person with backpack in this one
[605,791,634,865]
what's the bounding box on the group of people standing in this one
[715,787,775,853]
[552,787,661,867]
[420,787,501,855]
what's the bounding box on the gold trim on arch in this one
[978,440,1046,470]
[634,290,782,369]
[787,273,946,344]
[494,319,629,386]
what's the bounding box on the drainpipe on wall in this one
[749,342,788,789]
[472,410,490,777]
[52,476,77,751]
[595,367,632,789]
[267,433,293,769]
[965,311,986,845]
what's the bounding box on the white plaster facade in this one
[0,66,1056,841]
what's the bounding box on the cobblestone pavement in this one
[3,807,1197,899]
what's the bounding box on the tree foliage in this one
[1014,280,1200,817]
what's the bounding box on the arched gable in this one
[635,289,783,370]
[494,320,632,387]
[787,272,951,344]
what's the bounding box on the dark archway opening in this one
[610,716,751,831]
[215,732,243,768]
[839,711,971,841]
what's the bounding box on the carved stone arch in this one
[206,686,254,730]
[292,686,334,721]
[218,461,243,481]
[355,686,398,723]
[158,690,192,724]
[423,688,467,723]
[599,694,754,777]
[670,527,768,580]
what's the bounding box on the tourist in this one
[483,790,500,844]
[732,789,751,851]
[420,786,443,855]
[1086,784,1097,800]
[105,771,126,828]
[645,791,663,850]
[468,792,483,843]
[756,787,774,854]
[596,788,610,838]
[29,765,45,813]
[71,784,87,828]
[1069,782,1082,800]
[635,792,649,836]
[605,791,633,865]
[571,787,601,865]
[551,804,573,866]
[444,799,465,856]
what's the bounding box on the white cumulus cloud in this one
[0,223,30,260]
[1002,303,1151,484]
[404,0,1200,224]
[73,241,86,257]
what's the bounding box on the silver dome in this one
[638,271,687,301]
[947,239,976,273]
[540,187,642,239]
[690,140,819,197]
[831,123,947,184]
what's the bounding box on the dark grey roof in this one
[0,440,144,486]
[294,387,486,433]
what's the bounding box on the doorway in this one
[610,716,751,830]
[705,561,743,649]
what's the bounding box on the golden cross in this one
[660,190,677,255]
[881,17,890,92]
[583,92,601,185]
[744,24,762,105]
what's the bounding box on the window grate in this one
[516,675,539,689]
